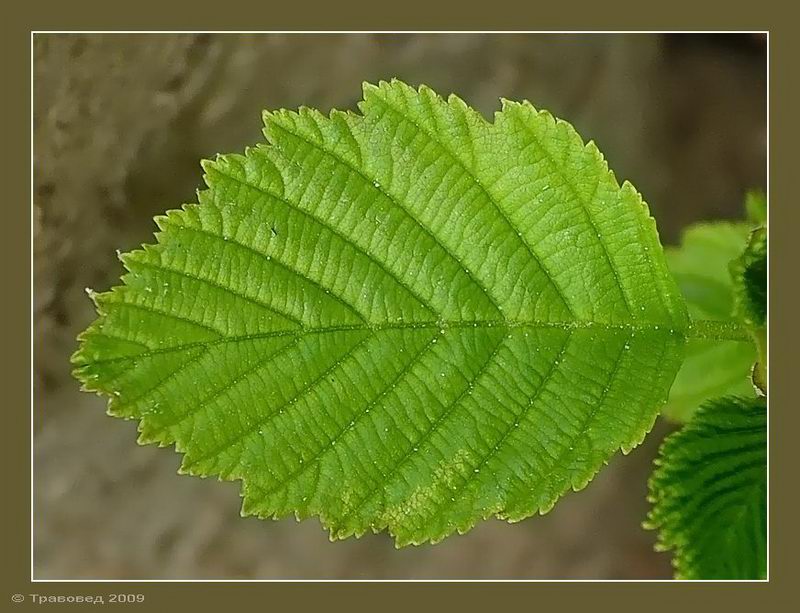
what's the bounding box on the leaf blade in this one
[74,80,689,544]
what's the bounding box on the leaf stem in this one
[684,319,753,343]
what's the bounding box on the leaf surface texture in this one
[74,81,690,544]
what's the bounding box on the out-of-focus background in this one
[33,33,767,579]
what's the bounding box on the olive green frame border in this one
[4,1,793,609]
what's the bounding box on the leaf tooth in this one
[360,79,380,99]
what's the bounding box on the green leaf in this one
[666,222,750,322]
[731,226,767,393]
[663,223,756,421]
[73,80,694,545]
[645,396,766,579]
[745,189,767,226]
[731,226,767,329]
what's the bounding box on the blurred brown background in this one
[32,33,766,579]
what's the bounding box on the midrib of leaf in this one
[81,317,751,369]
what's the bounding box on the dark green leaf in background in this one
[646,396,767,579]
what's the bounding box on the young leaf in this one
[645,396,767,579]
[745,189,767,226]
[731,226,767,393]
[73,80,698,545]
[663,223,756,421]
[731,226,767,329]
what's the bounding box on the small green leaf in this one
[666,222,750,321]
[745,189,767,226]
[74,80,695,545]
[731,226,767,393]
[731,226,767,329]
[663,223,756,421]
[646,396,766,579]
